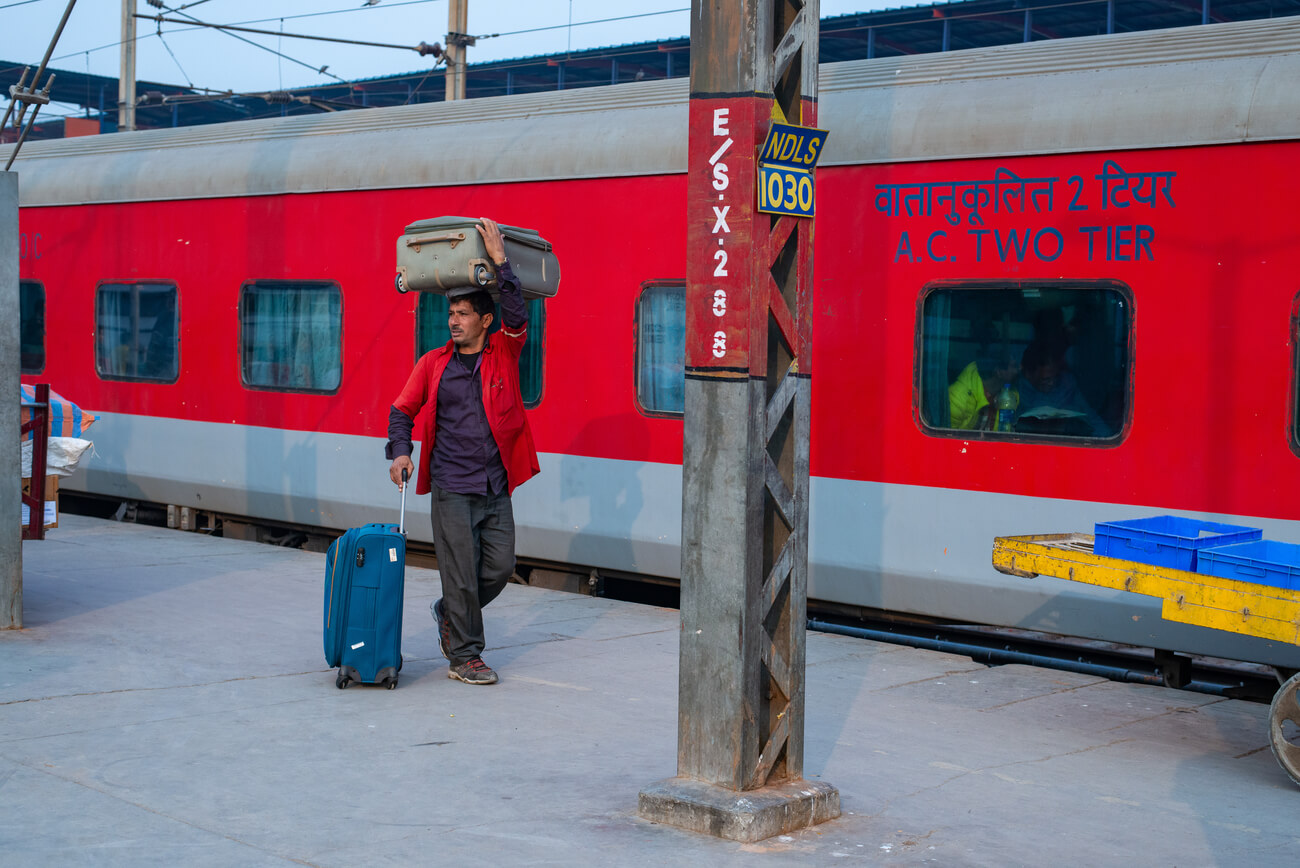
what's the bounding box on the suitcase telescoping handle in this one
[399,469,408,536]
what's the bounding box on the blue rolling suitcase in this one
[323,473,408,689]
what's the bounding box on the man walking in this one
[386,218,540,685]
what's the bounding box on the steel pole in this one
[639,0,838,842]
[119,0,136,131]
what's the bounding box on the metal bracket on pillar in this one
[2,70,54,173]
[639,0,838,843]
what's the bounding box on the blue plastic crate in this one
[1093,515,1262,572]
[1197,540,1300,591]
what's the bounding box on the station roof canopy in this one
[5,0,1300,139]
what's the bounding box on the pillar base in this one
[638,776,840,842]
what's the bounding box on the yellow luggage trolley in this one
[992,532,1300,786]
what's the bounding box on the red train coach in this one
[10,17,1300,668]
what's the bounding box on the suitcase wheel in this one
[474,264,491,286]
[336,671,350,690]
[385,677,398,690]
[394,273,408,294]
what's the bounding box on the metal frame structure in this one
[20,384,50,543]
[992,532,1300,786]
[638,0,838,842]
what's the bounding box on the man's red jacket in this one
[392,327,540,497]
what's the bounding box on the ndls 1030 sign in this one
[757,121,829,217]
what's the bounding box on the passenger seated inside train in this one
[1014,340,1109,437]
[920,283,1129,437]
[948,355,1019,430]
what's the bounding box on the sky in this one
[1,0,905,120]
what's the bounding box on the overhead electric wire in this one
[10,1,809,114]
[8,5,354,111]
[24,103,93,120]
[222,4,693,50]
[46,32,151,65]
[485,7,689,40]
[154,20,194,87]
[126,83,365,111]
[139,13,440,55]
[19,0,1120,78]
[148,2,353,87]
[38,26,334,78]
[401,55,446,106]
[30,2,694,76]
[232,0,443,28]
[262,37,685,97]
[11,20,685,111]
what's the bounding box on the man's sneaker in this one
[431,598,450,660]
[449,656,498,685]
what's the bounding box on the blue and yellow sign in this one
[757,122,828,217]
[759,122,829,170]
[758,164,815,217]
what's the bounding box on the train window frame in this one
[238,280,344,395]
[415,291,546,409]
[93,280,181,384]
[633,281,687,419]
[19,279,45,375]
[913,279,1135,447]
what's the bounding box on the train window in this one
[95,282,180,383]
[415,293,545,408]
[239,281,342,393]
[19,280,44,374]
[239,281,340,392]
[1292,295,1300,456]
[917,281,1131,442]
[634,283,686,416]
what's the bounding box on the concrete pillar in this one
[119,0,136,132]
[638,0,838,842]
[445,0,468,101]
[1,171,21,628]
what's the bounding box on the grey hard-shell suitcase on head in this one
[395,216,560,300]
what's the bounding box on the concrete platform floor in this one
[4,515,1299,866]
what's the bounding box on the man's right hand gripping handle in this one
[390,456,415,488]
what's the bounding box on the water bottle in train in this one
[994,384,1018,432]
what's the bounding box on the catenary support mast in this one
[445,0,469,101]
[119,0,137,131]
[638,0,839,843]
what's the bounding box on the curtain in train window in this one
[95,282,180,382]
[917,282,1131,441]
[240,282,341,392]
[635,284,686,416]
[19,280,44,374]
[416,293,545,408]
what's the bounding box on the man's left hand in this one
[477,218,507,266]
